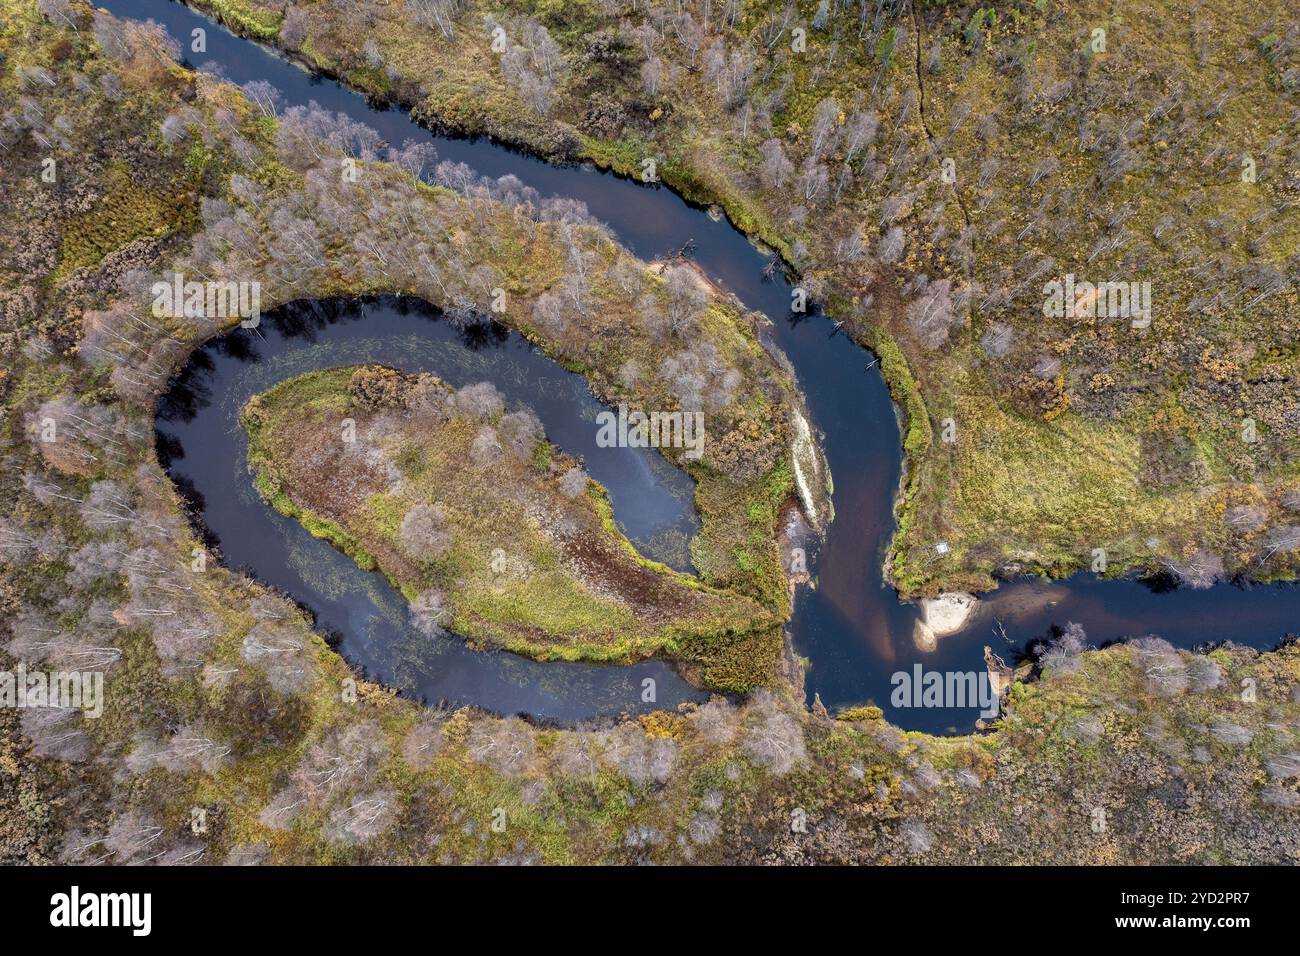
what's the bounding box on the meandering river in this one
[116,0,1299,732]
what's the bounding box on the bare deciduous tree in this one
[741,690,805,775]
[399,503,452,562]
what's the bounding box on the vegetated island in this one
[242,364,780,671]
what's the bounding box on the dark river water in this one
[156,298,707,720]
[115,0,1299,732]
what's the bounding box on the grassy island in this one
[242,364,782,683]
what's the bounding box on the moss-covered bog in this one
[1,1,1298,866]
